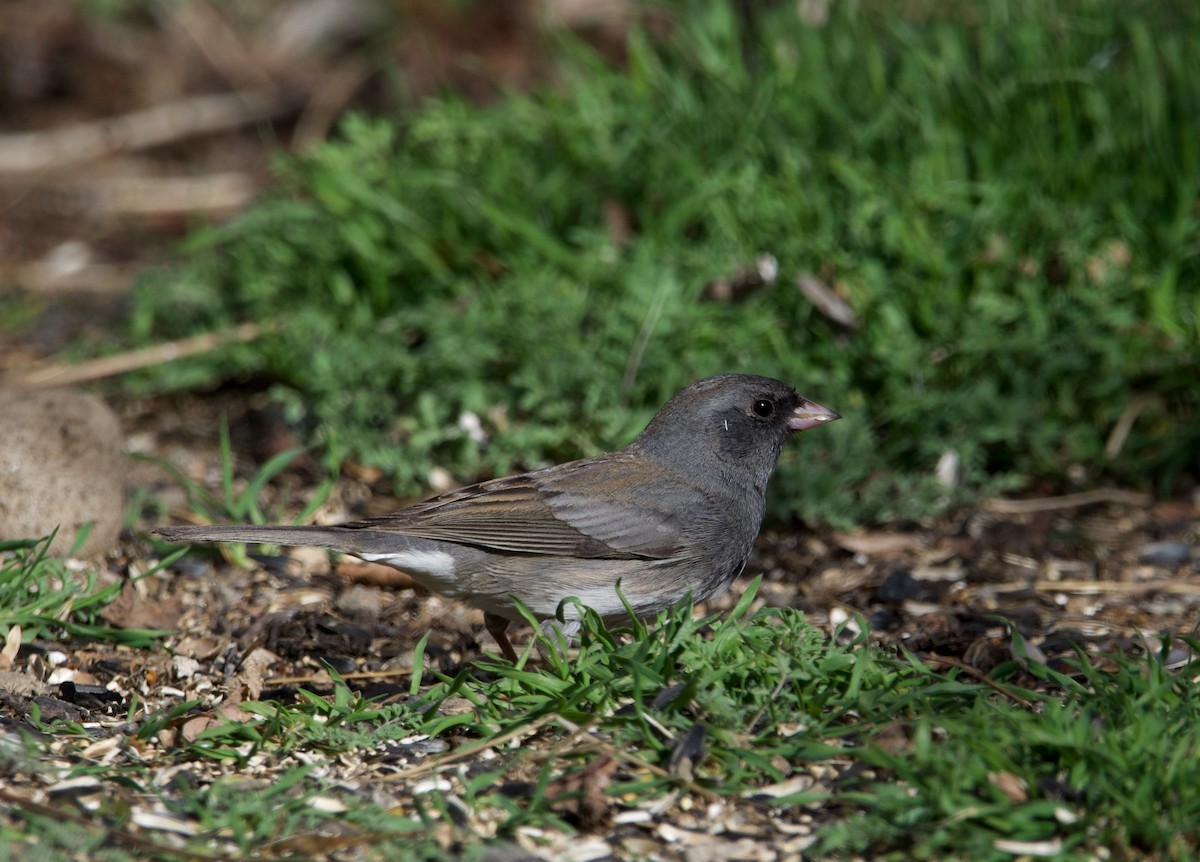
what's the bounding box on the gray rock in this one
[0,389,123,556]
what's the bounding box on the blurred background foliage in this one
[128,0,1200,526]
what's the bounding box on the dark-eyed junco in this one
[156,375,839,660]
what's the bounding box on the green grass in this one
[0,534,174,647]
[126,0,1200,526]
[822,646,1200,858]
[6,581,1197,860]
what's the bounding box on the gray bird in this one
[156,374,839,660]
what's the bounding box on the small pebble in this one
[1139,541,1191,566]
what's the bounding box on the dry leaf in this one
[180,714,218,744]
[544,756,619,830]
[988,770,1028,804]
[174,636,224,660]
[101,581,183,630]
[0,669,46,697]
[796,272,859,328]
[236,647,279,700]
[337,560,423,590]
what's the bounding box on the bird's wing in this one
[340,453,698,560]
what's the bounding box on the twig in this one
[293,57,375,150]
[0,322,264,391]
[7,262,135,295]
[166,2,275,90]
[745,676,789,735]
[991,579,1200,596]
[1104,394,1160,459]
[0,88,300,175]
[80,172,257,216]
[924,653,1035,708]
[265,668,421,686]
[982,488,1151,514]
[550,715,721,801]
[382,713,558,782]
[621,279,669,395]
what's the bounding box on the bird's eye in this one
[752,399,775,418]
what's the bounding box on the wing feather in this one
[339,452,700,560]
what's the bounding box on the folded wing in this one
[340,452,697,560]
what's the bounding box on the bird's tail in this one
[155,524,372,556]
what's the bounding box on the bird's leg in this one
[484,612,519,662]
